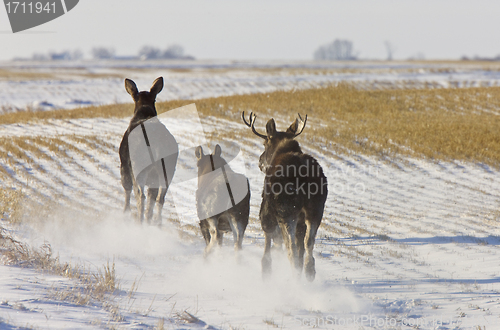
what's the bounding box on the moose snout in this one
[258,154,267,172]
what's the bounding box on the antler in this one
[294,113,308,137]
[241,111,267,139]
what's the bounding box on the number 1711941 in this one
[5,2,56,14]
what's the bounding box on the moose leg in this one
[272,225,283,250]
[204,217,220,257]
[121,165,133,213]
[262,231,273,279]
[296,221,306,272]
[154,187,167,224]
[228,215,244,251]
[199,220,211,245]
[279,220,301,277]
[133,183,146,224]
[124,190,132,212]
[146,187,158,224]
[304,220,319,282]
[261,199,277,278]
[236,220,245,250]
[217,229,223,246]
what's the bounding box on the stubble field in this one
[1,60,500,329]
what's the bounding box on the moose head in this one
[125,77,164,117]
[241,112,307,172]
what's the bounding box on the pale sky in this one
[1,0,500,61]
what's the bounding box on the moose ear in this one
[125,78,139,99]
[150,77,164,96]
[266,118,276,138]
[286,119,299,134]
[195,146,204,160]
[214,144,222,157]
[287,114,307,137]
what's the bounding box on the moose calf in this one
[195,144,250,256]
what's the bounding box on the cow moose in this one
[119,77,178,224]
[242,112,327,281]
[195,144,250,256]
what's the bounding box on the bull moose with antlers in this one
[242,112,327,281]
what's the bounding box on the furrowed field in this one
[1,61,500,329]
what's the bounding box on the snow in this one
[1,61,500,329]
[1,59,500,113]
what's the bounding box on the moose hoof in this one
[305,268,316,282]
[262,255,272,280]
[305,258,316,282]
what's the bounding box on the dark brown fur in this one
[119,77,178,224]
[195,145,250,256]
[243,112,327,281]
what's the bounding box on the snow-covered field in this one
[2,59,500,112]
[1,61,500,329]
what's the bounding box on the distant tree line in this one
[314,39,430,61]
[31,49,83,61]
[92,44,194,60]
[137,44,193,60]
[314,39,358,61]
[17,44,194,61]
[461,54,500,61]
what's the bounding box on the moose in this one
[242,112,327,281]
[195,144,250,256]
[119,77,178,224]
